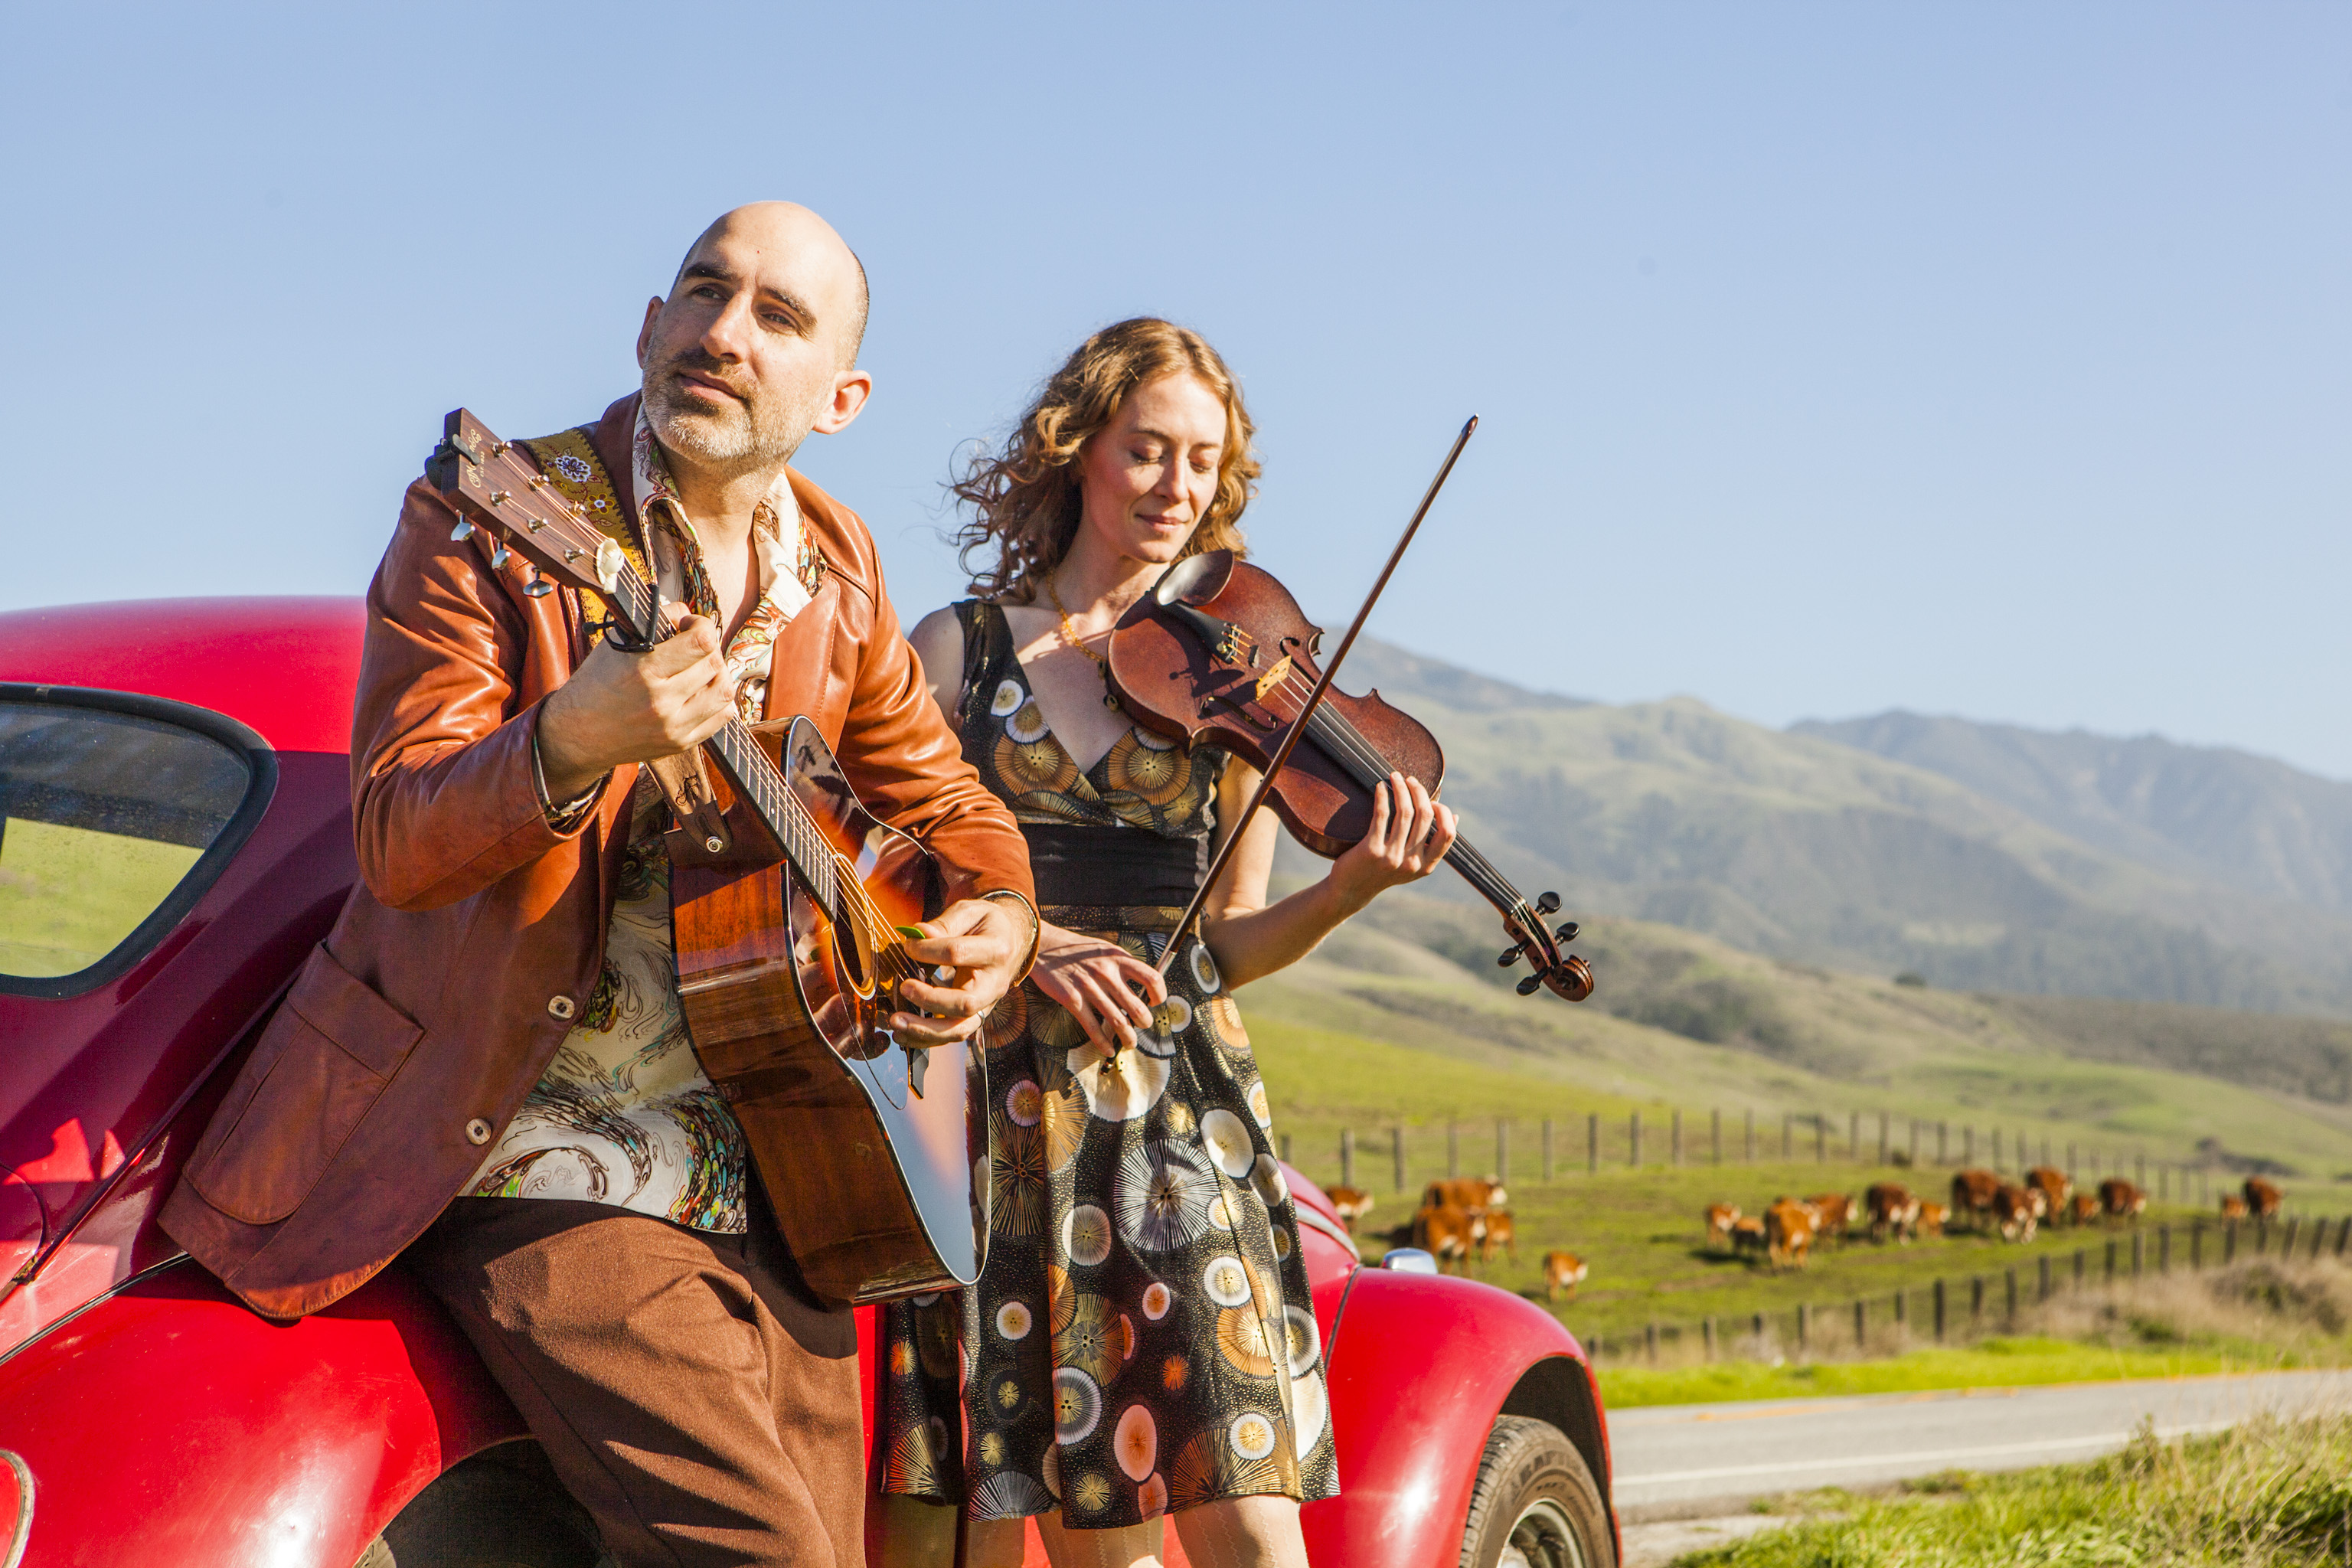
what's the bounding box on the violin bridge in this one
[1253,654,1294,703]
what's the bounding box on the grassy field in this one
[1687,1415,2352,1566]
[1596,1337,2250,1410]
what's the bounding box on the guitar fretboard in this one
[609,564,843,921]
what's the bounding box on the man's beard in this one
[642,351,821,477]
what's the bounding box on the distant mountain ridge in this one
[1792,711,2352,914]
[1311,640,2352,1017]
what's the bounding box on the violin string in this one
[1246,657,1532,916]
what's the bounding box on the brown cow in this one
[1766,1198,1816,1269]
[1991,1184,2039,1242]
[1730,1215,1769,1259]
[1916,1201,1949,1238]
[1479,1210,1519,1266]
[2098,1178,2146,1224]
[1326,1186,1375,1231]
[2220,1193,2250,1220]
[1951,1168,2001,1230]
[1805,1192,1854,1242]
[1422,1178,1507,1216]
[2026,1166,2073,1220]
[2068,1194,2101,1226]
[1865,1182,1921,1243]
[1544,1250,1589,1302]
[1412,1204,1484,1273]
[2244,1178,2283,1219]
[1705,1203,1743,1247]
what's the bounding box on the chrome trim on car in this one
[1293,1204,1360,1260]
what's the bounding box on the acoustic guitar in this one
[425,408,987,1305]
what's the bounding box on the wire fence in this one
[1279,1109,2230,1208]
[1582,1212,2352,1364]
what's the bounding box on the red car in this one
[0,598,1616,1568]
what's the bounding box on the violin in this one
[1106,549,1594,1004]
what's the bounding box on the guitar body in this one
[669,717,987,1306]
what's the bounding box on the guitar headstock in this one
[424,408,648,640]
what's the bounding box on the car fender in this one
[1306,1267,1615,1567]
[0,1256,524,1568]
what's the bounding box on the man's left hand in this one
[890,897,1031,1047]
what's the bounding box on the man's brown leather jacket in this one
[161,395,1032,1319]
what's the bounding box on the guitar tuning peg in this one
[524,573,556,598]
[490,541,514,570]
[1498,947,1523,968]
[1556,922,1579,942]
[1516,973,1544,996]
[449,518,476,542]
[1535,890,1561,916]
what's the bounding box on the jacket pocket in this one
[185,942,425,1225]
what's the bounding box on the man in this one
[162,203,1037,1566]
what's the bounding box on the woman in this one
[880,318,1455,1568]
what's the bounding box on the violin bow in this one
[1148,415,1481,986]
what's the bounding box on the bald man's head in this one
[635,201,876,482]
[670,202,868,368]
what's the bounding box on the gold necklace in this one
[1046,573,1121,711]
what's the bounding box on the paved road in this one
[1609,1369,2352,1514]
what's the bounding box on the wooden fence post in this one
[1630,1111,1642,1169]
[2037,1254,2051,1302]
[2158,1225,2171,1273]
[1971,1275,1984,1322]
[1815,1114,1826,1164]
[1751,1310,1766,1346]
[1645,1321,1658,1364]
[1703,1317,1717,1361]
[1933,1278,1946,1341]
[1850,1109,1861,1164]
[1909,1118,1920,1166]
[1496,1119,1510,1187]
[2073,1247,2085,1289]
[1782,1112,1793,1161]
[2337,1217,2352,1259]
[1938,1120,1948,1165]
[2192,1220,2204,1269]
[2158,1163,2168,1203]
[1852,1299,1866,1348]
[1796,1302,1809,1351]
[2005,1268,2018,1323]
[1392,1126,1405,1193]
[1341,1128,1355,1189]
[1992,1129,2003,1171]
[1878,1110,1890,1166]
[2132,1230,2145,1278]
[1893,1287,1906,1337]
[2105,1239,2118,1282]
[1712,1107,1722,1167]
[1965,1125,1975,1165]
[1588,1113,1599,1174]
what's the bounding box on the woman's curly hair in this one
[954,318,1259,602]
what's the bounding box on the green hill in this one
[1321,639,2352,1015]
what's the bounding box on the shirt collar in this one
[630,404,812,619]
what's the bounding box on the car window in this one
[0,701,253,981]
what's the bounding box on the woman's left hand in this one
[1325,772,1458,913]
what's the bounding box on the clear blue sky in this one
[6,4,2345,776]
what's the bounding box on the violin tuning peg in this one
[1516,973,1544,997]
[1535,890,1561,916]
[1498,947,1523,969]
[1556,922,1579,942]
[449,518,476,542]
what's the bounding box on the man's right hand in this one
[537,612,736,801]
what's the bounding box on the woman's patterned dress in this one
[879,601,1339,1530]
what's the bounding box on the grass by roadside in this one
[1598,1335,2249,1408]
[1680,1414,2352,1566]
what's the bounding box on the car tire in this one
[1459,1413,1615,1568]
[365,1448,606,1568]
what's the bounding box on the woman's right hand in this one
[1031,922,1168,1053]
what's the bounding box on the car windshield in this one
[0,701,252,981]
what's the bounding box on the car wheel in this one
[1459,1414,1615,1568]
[364,1447,605,1568]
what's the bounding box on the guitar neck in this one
[609,567,844,921]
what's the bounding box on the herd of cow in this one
[1705,1170,2290,1269]
[1328,1178,1597,1302]
[1321,1168,2295,1295]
